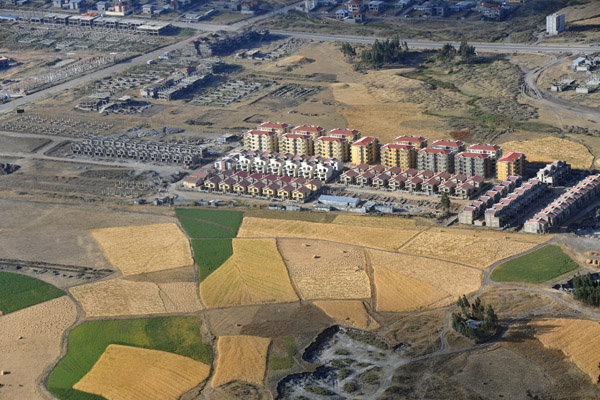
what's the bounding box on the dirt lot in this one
[0,296,77,400]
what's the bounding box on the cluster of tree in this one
[573,273,600,307]
[437,41,476,62]
[340,39,409,69]
[440,192,451,215]
[451,295,499,341]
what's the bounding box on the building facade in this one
[455,152,491,178]
[328,128,361,143]
[546,13,565,36]
[279,133,314,156]
[243,130,278,152]
[380,143,416,169]
[497,151,525,181]
[393,135,427,148]
[257,122,289,135]
[314,136,349,161]
[351,136,379,165]
[417,148,454,173]
[292,125,326,140]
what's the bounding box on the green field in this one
[491,245,580,284]
[175,208,243,238]
[269,336,298,371]
[191,239,233,282]
[0,272,64,314]
[47,317,213,400]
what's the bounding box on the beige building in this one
[381,143,416,169]
[279,133,314,156]
[329,128,361,143]
[393,135,428,149]
[257,122,289,136]
[243,130,278,152]
[314,136,349,161]
[497,151,526,181]
[292,125,325,140]
[351,136,379,165]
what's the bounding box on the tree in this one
[458,40,476,59]
[341,42,356,57]
[440,192,450,214]
[437,43,456,62]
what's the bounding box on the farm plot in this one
[531,318,600,382]
[48,317,213,400]
[199,239,298,308]
[74,344,211,400]
[91,223,193,276]
[211,335,271,388]
[368,250,482,312]
[332,214,417,229]
[0,272,64,314]
[501,137,594,170]
[238,217,418,251]
[70,278,202,317]
[278,239,371,300]
[313,300,378,330]
[401,228,548,269]
[0,296,77,400]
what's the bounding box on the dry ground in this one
[0,296,77,400]
[211,335,271,388]
[530,318,600,383]
[91,223,193,276]
[332,214,418,229]
[312,300,378,330]
[501,136,595,169]
[556,1,600,22]
[278,239,371,300]
[74,344,211,400]
[238,217,419,252]
[199,239,298,308]
[70,278,202,317]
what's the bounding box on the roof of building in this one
[329,128,361,136]
[282,133,311,140]
[318,194,360,206]
[352,136,378,146]
[293,125,324,133]
[259,121,289,129]
[382,143,414,151]
[418,148,453,155]
[468,143,501,151]
[498,151,524,162]
[456,152,489,159]
[316,136,346,143]
[246,129,276,136]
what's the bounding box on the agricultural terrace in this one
[91,223,193,276]
[0,271,64,314]
[211,335,271,388]
[491,245,580,284]
[175,209,243,281]
[74,345,211,400]
[199,239,298,308]
[47,317,213,400]
[531,318,600,382]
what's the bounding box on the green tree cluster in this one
[452,295,499,341]
[341,39,409,69]
[573,273,600,307]
[437,40,476,62]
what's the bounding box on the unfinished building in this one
[185,29,269,57]
[141,73,209,101]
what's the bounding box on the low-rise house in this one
[233,180,250,194]
[368,0,385,13]
[292,186,312,202]
[373,173,390,189]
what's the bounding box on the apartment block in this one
[351,136,379,165]
[417,148,454,173]
[430,139,465,152]
[467,143,502,174]
[328,128,361,143]
[314,136,350,161]
[455,152,491,178]
[497,151,525,181]
[243,130,278,152]
[279,133,314,156]
[393,135,427,148]
[292,125,326,140]
[380,143,417,169]
[257,121,289,136]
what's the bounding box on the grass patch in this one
[175,208,243,239]
[491,245,580,284]
[191,239,233,282]
[0,272,64,314]
[47,317,213,400]
[269,336,298,371]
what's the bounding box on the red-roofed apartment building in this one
[455,152,491,178]
[279,133,314,156]
[351,136,379,165]
[393,135,428,149]
[328,128,361,143]
[257,122,289,136]
[497,151,525,181]
[314,136,350,161]
[292,125,326,140]
[243,130,279,152]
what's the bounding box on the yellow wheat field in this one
[368,249,482,311]
[401,228,547,269]
[199,239,298,308]
[91,223,193,275]
[74,344,211,400]
[70,279,202,317]
[530,318,600,382]
[238,217,418,252]
[502,137,594,170]
[279,239,371,300]
[211,335,271,388]
[333,214,417,229]
[313,300,379,330]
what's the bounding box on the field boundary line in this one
[275,238,303,303]
[396,228,428,251]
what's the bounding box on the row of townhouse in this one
[212,149,344,182]
[339,164,485,199]
[458,175,523,225]
[524,174,600,234]
[536,160,571,187]
[185,169,322,202]
[483,178,547,228]
[247,124,524,180]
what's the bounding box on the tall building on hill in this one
[314,136,349,161]
[257,122,289,136]
[243,130,278,152]
[328,128,361,143]
[351,136,379,164]
[292,125,325,141]
[279,133,314,156]
[496,151,525,181]
[393,135,427,149]
[546,13,565,36]
[381,143,416,169]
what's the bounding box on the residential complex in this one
[314,136,350,161]
[536,160,571,186]
[351,136,379,165]
[380,143,417,169]
[328,128,361,142]
[279,133,313,156]
[257,121,289,135]
[497,151,525,181]
[393,135,428,148]
[454,152,491,178]
[417,148,454,173]
[243,129,278,152]
[430,139,465,152]
[467,143,502,174]
[292,125,326,140]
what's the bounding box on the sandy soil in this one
[0,296,77,400]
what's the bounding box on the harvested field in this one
[70,278,202,317]
[91,223,193,276]
[501,137,594,169]
[368,250,482,311]
[0,296,76,400]
[74,344,211,400]
[401,228,548,269]
[199,239,298,308]
[531,318,600,382]
[332,214,417,229]
[278,239,371,300]
[313,300,378,330]
[238,217,418,251]
[211,335,271,388]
